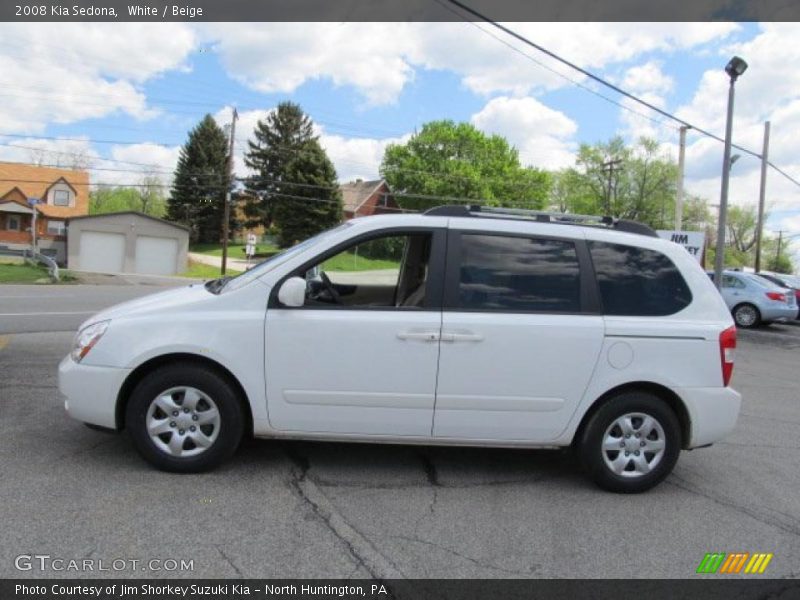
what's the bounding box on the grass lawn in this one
[180,260,243,279]
[0,262,51,283]
[322,252,401,272]
[190,243,279,257]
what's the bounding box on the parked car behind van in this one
[708,270,798,327]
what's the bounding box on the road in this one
[0,284,799,578]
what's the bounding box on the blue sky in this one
[1,21,799,262]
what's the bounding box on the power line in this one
[443,0,800,192]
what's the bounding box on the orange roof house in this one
[0,162,90,262]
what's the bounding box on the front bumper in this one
[58,355,131,429]
[680,385,742,448]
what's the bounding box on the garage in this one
[77,231,126,273]
[66,212,189,276]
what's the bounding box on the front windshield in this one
[220,222,353,293]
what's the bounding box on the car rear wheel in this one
[125,364,244,472]
[578,392,681,493]
[732,303,760,328]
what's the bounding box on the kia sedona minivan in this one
[60,206,741,493]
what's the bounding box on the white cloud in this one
[0,23,196,133]
[470,96,577,170]
[200,22,738,106]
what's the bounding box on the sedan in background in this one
[708,270,798,328]
[756,272,800,319]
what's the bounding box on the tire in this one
[578,392,681,493]
[732,303,761,328]
[125,363,244,473]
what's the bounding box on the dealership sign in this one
[656,230,705,263]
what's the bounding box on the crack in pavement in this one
[667,474,800,538]
[216,546,244,577]
[393,534,539,577]
[283,446,405,580]
[418,452,440,516]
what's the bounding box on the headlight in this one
[71,320,110,363]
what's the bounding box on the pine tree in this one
[244,102,342,247]
[168,114,231,243]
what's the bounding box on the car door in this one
[264,228,446,436]
[433,229,605,442]
[720,274,746,308]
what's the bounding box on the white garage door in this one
[79,231,125,273]
[134,235,178,275]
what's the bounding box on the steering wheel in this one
[319,271,343,304]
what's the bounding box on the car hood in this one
[79,283,214,329]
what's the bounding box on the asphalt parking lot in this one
[1,283,799,579]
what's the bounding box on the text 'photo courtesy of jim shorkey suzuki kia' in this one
[59,206,741,493]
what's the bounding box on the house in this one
[0,162,90,263]
[339,179,399,219]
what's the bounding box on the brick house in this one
[0,162,89,263]
[340,179,399,219]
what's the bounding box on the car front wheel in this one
[578,392,681,493]
[125,364,244,472]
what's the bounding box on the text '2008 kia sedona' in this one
[59,206,740,493]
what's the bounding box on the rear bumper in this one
[58,355,131,429]
[760,304,798,322]
[679,386,741,448]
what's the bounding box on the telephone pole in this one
[601,158,622,216]
[221,107,238,276]
[775,229,785,269]
[754,121,770,273]
[676,125,689,230]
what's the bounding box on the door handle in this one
[440,331,484,343]
[397,330,440,342]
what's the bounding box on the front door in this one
[265,229,445,436]
[433,231,604,442]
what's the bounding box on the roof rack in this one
[423,204,658,237]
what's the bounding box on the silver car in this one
[708,270,799,327]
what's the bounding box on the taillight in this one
[719,326,736,387]
[766,291,785,301]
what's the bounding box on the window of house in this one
[47,220,66,236]
[53,189,71,206]
[589,241,692,316]
[300,232,433,309]
[456,234,581,312]
[7,215,21,231]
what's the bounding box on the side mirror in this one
[277,277,306,307]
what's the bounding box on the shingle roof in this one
[0,161,89,218]
[339,179,385,213]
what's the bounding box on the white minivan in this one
[59,206,741,493]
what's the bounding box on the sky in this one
[1,21,799,264]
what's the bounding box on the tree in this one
[89,177,167,218]
[244,102,342,247]
[168,114,231,243]
[553,137,678,229]
[380,120,551,211]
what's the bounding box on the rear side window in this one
[457,234,581,312]
[588,241,692,316]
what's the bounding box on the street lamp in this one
[713,56,748,290]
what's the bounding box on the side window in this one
[302,232,432,308]
[456,234,581,312]
[722,275,745,289]
[588,241,692,316]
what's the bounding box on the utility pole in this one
[775,230,785,270]
[221,107,238,276]
[601,159,622,216]
[676,125,689,230]
[754,121,770,273]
